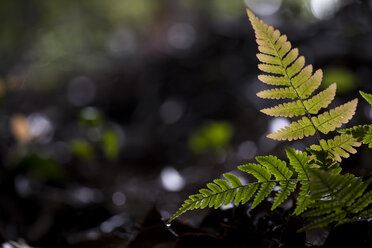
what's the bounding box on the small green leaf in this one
[360,91,372,106]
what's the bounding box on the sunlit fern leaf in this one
[267,116,315,141]
[261,100,306,117]
[311,99,358,134]
[309,134,361,163]
[303,83,336,114]
[268,99,358,141]
[257,75,290,86]
[296,69,323,99]
[360,91,372,106]
[256,87,297,100]
[261,83,336,118]
[339,124,372,148]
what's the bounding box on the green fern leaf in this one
[223,173,242,187]
[360,91,372,106]
[347,190,372,213]
[252,182,276,209]
[255,156,292,180]
[286,148,310,180]
[299,170,372,230]
[294,183,313,215]
[238,163,271,182]
[271,180,297,210]
[285,148,314,214]
[300,212,346,231]
[241,184,259,204]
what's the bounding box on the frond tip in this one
[247,7,358,142]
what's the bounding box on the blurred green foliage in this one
[323,66,356,94]
[69,139,95,161]
[1,0,322,91]
[188,121,233,154]
[69,107,120,162]
[102,128,120,161]
[16,154,66,184]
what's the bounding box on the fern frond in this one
[308,134,361,162]
[247,8,358,142]
[360,90,372,106]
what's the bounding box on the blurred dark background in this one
[1,0,372,247]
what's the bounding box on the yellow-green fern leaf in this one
[256,87,297,100]
[267,116,315,141]
[303,83,336,114]
[257,75,290,86]
[261,100,306,117]
[268,99,358,141]
[296,69,323,99]
[312,99,358,134]
[260,83,336,117]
